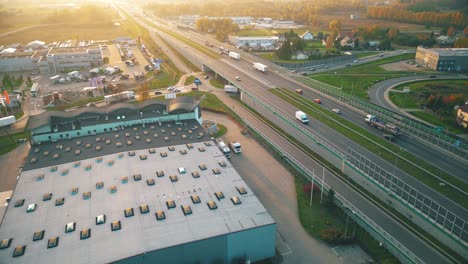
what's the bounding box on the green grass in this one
[184,76,196,85]
[305,40,325,49]
[270,88,468,208]
[157,36,200,73]
[237,29,275,36]
[257,53,310,64]
[356,51,383,58]
[0,130,28,155]
[209,78,227,89]
[212,123,227,138]
[148,71,177,88]
[410,111,467,134]
[389,92,418,108]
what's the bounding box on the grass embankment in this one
[311,54,416,99]
[184,76,196,85]
[209,78,227,89]
[389,79,468,134]
[157,36,201,73]
[271,88,468,208]
[44,96,104,111]
[0,130,28,156]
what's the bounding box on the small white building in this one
[228,36,279,49]
[25,40,46,50]
[301,31,314,40]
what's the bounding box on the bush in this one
[319,228,354,244]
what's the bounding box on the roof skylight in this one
[0,238,12,249]
[80,229,91,240]
[155,210,166,220]
[96,214,106,225]
[26,203,37,213]
[47,237,59,249]
[181,205,192,216]
[33,230,45,241]
[231,196,242,205]
[139,204,150,214]
[191,195,201,204]
[207,201,218,210]
[166,199,176,209]
[55,197,65,206]
[124,208,134,218]
[65,222,76,233]
[12,245,26,257]
[147,178,155,186]
[215,192,225,200]
[111,221,121,231]
[191,171,200,178]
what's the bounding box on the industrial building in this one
[0,51,41,72]
[415,46,468,72]
[228,36,279,49]
[0,98,276,263]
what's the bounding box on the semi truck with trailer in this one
[0,116,16,127]
[253,62,268,72]
[104,91,135,104]
[224,85,238,93]
[229,141,242,154]
[228,51,241,60]
[295,111,309,124]
[365,115,402,137]
[218,141,231,158]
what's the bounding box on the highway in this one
[121,5,463,262]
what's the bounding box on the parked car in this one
[295,89,303,94]
[313,98,322,104]
[174,88,181,93]
[154,91,162,95]
[167,86,175,91]
[331,108,341,114]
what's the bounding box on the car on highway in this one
[235,76,241,81]
[353,60,359,63]
[313,98,322,104]
[324,66,329,69]
[331,108,341,114]
[429,75,437,78]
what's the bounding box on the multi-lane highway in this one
[119,4,466,262]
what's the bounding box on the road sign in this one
[194,78,201,85]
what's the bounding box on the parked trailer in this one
[228,51,240,60]
[365,115,402,136]
[253,62,268,72]
[218,141,231,158]
[0,116,16,127]
[104,91,135,104]
[229,141,242,154]
[224,85,238,93]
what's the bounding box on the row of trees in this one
[275,30,306,59]
[1,74,24,91]
[195,18,239,41]
[367,6,465,28]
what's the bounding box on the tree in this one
[329,20,342,32]
[326,36,334,49]
[454,37,468,48]
[464,26,468,36]
[291,38,305,52]
[275,40,292,60]
[354,38,360,49]
[317,31,323,40]
[325,189,335,208]
[387,28,400,40]
[137,82,150,102]
[447,27,456,37]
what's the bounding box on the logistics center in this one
[0,98,276,264]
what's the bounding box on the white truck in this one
[0,116,16,127]
[253,62,268,72]
[104,91,136,104]
[50,75,61,84]
[229,141,242,154]
[224,85,238,93]
[295,111,309,124]
[365,115,402,137]
[228,51,240,60]
[67,71,80,78]
[218,141,231,158]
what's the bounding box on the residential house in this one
[301,31,314,40]
[456,104,468,128]
[340,36,355,48]
[436,35,454,45]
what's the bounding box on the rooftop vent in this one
[80,228,91,240]
[85,164,92,171]
[198,147,205,152]
[156,170,165,177]
[75,150,81,155]
[179,149,187,155]
[96,214,106,225]
[43,151,49,156]
[111,221,121,231]
[50,166,57,172]
[178,167,186,174]
[115,134,120,139]
[181,134,187,139]
[34,148,40,153]
[33,230,45,241]
[107,160,114,166]
[186,143,193,149]
[169,175,178,182]
[74,161,81,167]
[146,138,152,143]
[207,201,218,210]
[128,151,135,156]
[106,139,111,145]
[0,238,12,249]
[212,168,221,175]
[149,148,156,154]
[65,222,76,233]
[115,142,122,147]
[199,164,207,170]
[219,161,226,167]
[95,146,102,151]
[61,169,68,176]
[164,136,170,141]
[155,210,166,220]
[36,174,45,181]
[153,133,159,138]
[30,158,37,164]
[127,141,133,146]
[139,204,150,214]
[14,199,25,207]
[26,203,37,213]
[55,198,65,206]
[171,132,176,136]
[204,141,212,146]
[85,143,92,149]
[12,245,26,257]
[124,208,134,218]
[166,199,176,209]
[181,205,192,216]
[143,130,148,135]
[191,195,201,204]
[231,196,242,205]
[147,178,155,186]
[135,135,141,140]
[110,185,117,193]
[96,182,104,189]
[160,152,168,157]
[96,157,103,163]
[133,174,141,181]
[191,171,200,178]
[47,237,59,249]
[83,192,91,200]
[214,192,225,200]
[53,154,59,160]
[168,146,175,151]
[140,154,147,160]
[65,147,71,152]
[76,140,81,146]
[121,176,128,184]
[71,187,79,195]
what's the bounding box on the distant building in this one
[301,31,314,40]
[436,35,454,45]
[25,40,46,50]
[179,15,200,25]
[340,36,355,48]
[415,46,468,72]
[228,36,279,49]
[0,51,40,72]
[350,14,360,19]
[39,46,103,73]
[456,104,468,128]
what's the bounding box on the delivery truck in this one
[228,51,240,60]
[218,141,231,158]
[295,111,309,124]
[224,85,238,93]
[253,62,268,72]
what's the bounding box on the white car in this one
[332,108,341,114]
[235,76,241,81]
[167,86,175,91]
[174,88,181,92]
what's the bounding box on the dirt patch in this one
[380,60,427,72]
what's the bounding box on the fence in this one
[274,54,357,70]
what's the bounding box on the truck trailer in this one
[218,141,231,158]
[0,116,16,127]
[228,51,241,60]
[365,115,402,136]
[253,62,268,72]
[295,111,309,124]
[224,85,238,93]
